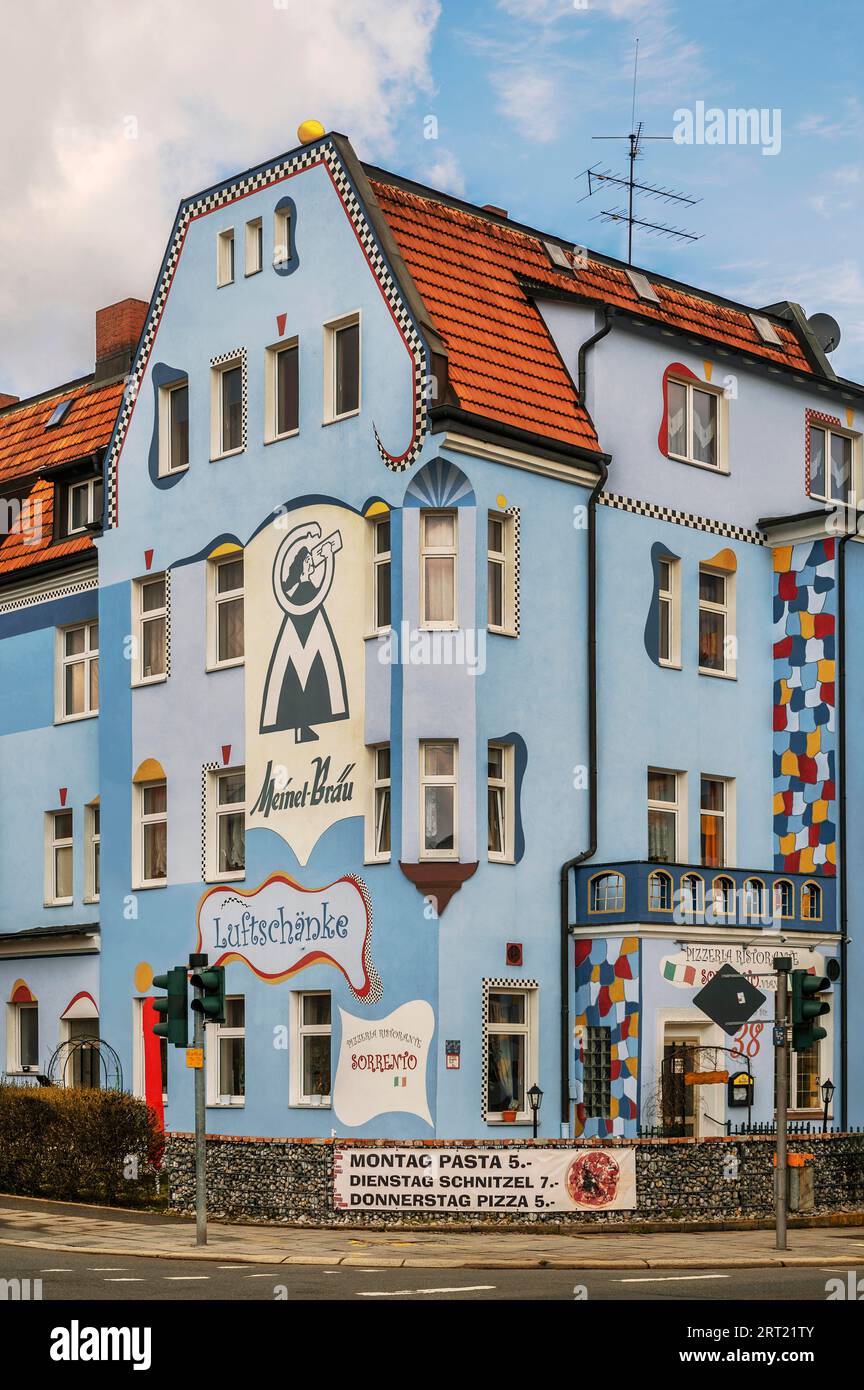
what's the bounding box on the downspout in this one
[560,307,614,1129]
[838,522,852,1128]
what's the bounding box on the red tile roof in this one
[369,176,814,453]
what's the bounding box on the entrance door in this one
[662,1034,700,1137]
[66,1018,100,1088]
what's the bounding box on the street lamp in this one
[528,1083,543,1139]
[821,1078,835,1134]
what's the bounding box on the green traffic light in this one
[190,965,226,1025]
[151,966,189,1048]
[791,969,831,1052]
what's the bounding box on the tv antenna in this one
[578,38,701,265]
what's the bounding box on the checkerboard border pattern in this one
[804,408,842,498]
[0,574,97,617]
[200,762,219,881]
[211,348,248,455]
[481,977,538,1122]
[599,491,767,546]
[507,506,521,636]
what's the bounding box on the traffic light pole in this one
[774,957,791,1252]
[189,956,209,1248]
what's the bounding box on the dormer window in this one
[67,476,103,534]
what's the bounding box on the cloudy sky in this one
[1,0,862,397]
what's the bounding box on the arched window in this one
[801,880,822,922]
[681,872,705,916]
[773,879,794,920]
[712,875,736,919]
[590,872,625,913]
[743,878,766,922]
[648,869,673,912]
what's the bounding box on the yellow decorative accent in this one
[87,795,100,806]
[773,792,786,815]
[779,679,791,706]
[591,963,601,982]
[609,1095,619,1118]
[703,360,713,382]
[846,408,855,429]
[10,978,36,1003]
[208,541,243,559]
[496,493,508,509]
[364,500,390,518]
[799,612,815,639]
[773,546,793,573]
[703,546,736,573]
[780,749,799,775]
[799,847,815,873]
[812,800,828,824]
[134,962,154,993]
[826,843,837,864]
[133,758,166,785]
[625,1057,638,1076]
[609,977,625,1004]
[297,119,326,145]
[818,659,835,683]
[621,936,639,955]
[779,832,796,856]
[806,729,821,757]
[629,1014,639,1037]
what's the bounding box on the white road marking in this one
[217,1264,252,1270]
[615,1274,731,1284]
[105,1278,144,1283]
[358,1285,496,1297]
[88,1267,125,1272]
[41,1268,74,1273]
[245,1273,279,1279]
[163,1275,210,1281]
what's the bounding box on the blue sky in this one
[1,0,861,395]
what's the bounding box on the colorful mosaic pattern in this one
[772,539,836,875]
[573,937,639,1139]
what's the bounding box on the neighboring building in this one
[1,130,854,1142]
[0,301,146,1086]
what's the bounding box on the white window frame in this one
[290,991,332,1107]
[132,573,168,686]
[67,476,102,534]
[216,227,235,287]
[699,566,736,679]
[808,422,860,507]
[264,337,299,443]
[210,356,245,460]
[206,766,246,882]
[667,376,727,473]
[658,556,681,668]
[420,739,459,861]
[370,514,391,635]
[487,510,515,636]
[206,996,245,1107]
[207,552,244,671]
[420,509,458,631]
[244,217,263,276]
[366,744,391,863]
[488,741,514,863]
[134,779,167,890]
[6,1001,39,1073]
[84,802,100,903]
[273,206,292,270]
[700,774,735,869]
[45,809,73,906]
[56,620,99,722]
[648,767,685,864]
[323,311,361,423]
[132,997,168,1105]
[157,378,189,476]
[483,982,538,1124]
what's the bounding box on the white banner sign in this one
[333,1146,636,1213]
[333,1002,434,1128]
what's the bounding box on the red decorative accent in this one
[809,824,821,847]
[824,537,836,561]
[221,744,232,766]
[276,312,287,337]
[620,1013,631,1038]
[782,791,794,815]
[820,683,835,705]
[778,571,798,601]
[59,787,67,807]
[399,861,479,915]
[614,954,632,979]
[11,983,35,1004]
[658,361,698,458]
[144,549,154,571]
[824,780,836,802]
[574,939,593,967]
[60,990,98,1020]
[142,998,165,1161]
[597,984,612,1017]
[798,756,818,784]
[823,861,836,877]
[814,614,834,638]
[773,635,793,659]
[505,942,523,967]
[611,1059,622,1080]
[784,852,801,873]
[773,705,787,732]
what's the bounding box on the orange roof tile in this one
[0,477,93,578]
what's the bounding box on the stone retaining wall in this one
[163,1132,864,1227]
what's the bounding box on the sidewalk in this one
[2,1199,864,1268]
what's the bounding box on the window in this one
[699,567,734,676]
[743,877,766,922]
[274,206,292,269]
[658,557,680,666]
[648,869,673,911]
[801,880,822,922]
[667,377,722,469]
[217,228,235,286]
[371,515,391,633]
[700,776,727,868]
[809,423,857,506]
[208,997,245,1106]
[294,992,331,1105]
[134,574,167,683]
[793,1042,821,1111]
[158,380,189,474]
[750,312,782,346]
[681,872,705,916]
[46,398,73,428]
[589,872,625,913]
[324,314,360,421]
[11,1003,39,1071]
[488,742,514,862]
[212,359,244,456]
[487,512,515,634]
[209,554,244,668]
[59,621,98,720]
[648,768,681,863]
[625,268,660,305]
[712,875,736,920]
[485,987,536,1121]
[85,804,100,903]
[67,476,103,534]
[46,810,73,905]
[275,342,299,437]
[773,879,794,920]
[210,769,245,880]
[420,740,457,859]
[420,510,457,628]
[583,1025,612,1116]
[137,781,167,887]
[245,217,263,276]
[371,745,391,861]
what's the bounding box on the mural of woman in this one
[260,520,349,742]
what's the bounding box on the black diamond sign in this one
[692,963,766,1035]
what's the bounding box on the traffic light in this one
[190,966,226,1025]
[152,967,189,1047]
[791,968,830,1052]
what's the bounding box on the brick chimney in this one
[95,298,149,382]
[0,393,19,410]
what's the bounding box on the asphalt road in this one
[0,1244,852,1301]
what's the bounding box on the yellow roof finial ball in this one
[297,119,326,145]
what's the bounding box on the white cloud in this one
[796,96,864,139]
[424,150,467,196]
[490,66,565,143]
[0,0,440,398]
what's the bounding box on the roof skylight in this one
[625,268,661,305]
[749,313,783,346]
[46,399,73,428]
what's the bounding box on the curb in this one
[1,1236,863,1271]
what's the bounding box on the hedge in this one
[0,1085,163,1204]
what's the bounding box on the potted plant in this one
[501,1107,517,1122]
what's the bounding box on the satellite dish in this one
[808,312,842,354]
